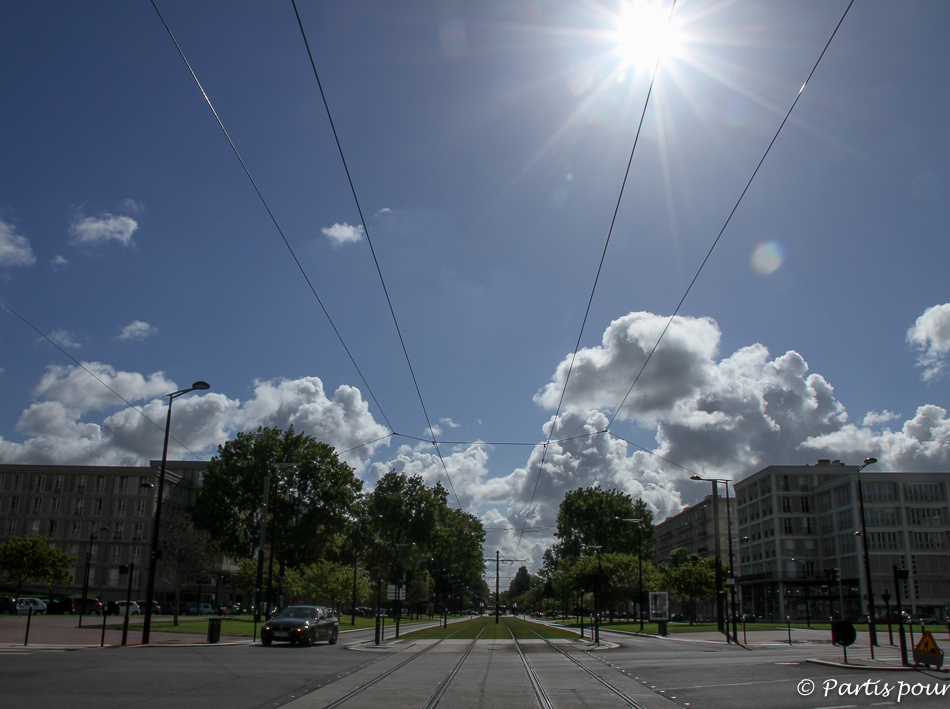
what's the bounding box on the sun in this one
[613,0,682,71]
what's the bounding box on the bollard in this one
[101,607,107,647]
[787,617,792,646]
[24,606,33,646]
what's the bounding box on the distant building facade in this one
[654,494,737,565]
[0,461,235,604]
[735,460,950,622]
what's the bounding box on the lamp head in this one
[863,457,877,466]
[690,475,703,481]
[191,381,210,391]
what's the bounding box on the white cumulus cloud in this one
[69,212,138,246]
[908,302,950,381]
[118,321,157,341]
[0,218,36,267]
[321,222,364,246]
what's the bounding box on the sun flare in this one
[614,0,681,70]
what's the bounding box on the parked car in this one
[135,600,162,615]
[44,595,75,615]
[158,602,176,615]
[104,600,121,615]
[261,606,339,647]
[181,602,198,615]
[911,614,939,625]
[75,597,105,615]
[198,603,215,615]
[116,601,140,616]
[0,596,19,615]
[16,598,47,614]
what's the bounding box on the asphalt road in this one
[3,622,949,709]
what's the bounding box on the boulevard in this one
[2,616,949,709]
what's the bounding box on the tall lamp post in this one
[619,517,644,632]
[856,456,879,654]
[141,380,209,645]
[584,545,603,645]
[78,526,109,628]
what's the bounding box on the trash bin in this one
[207,617,222,643]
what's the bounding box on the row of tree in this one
[506,486,719,621]
[189,426,487,613]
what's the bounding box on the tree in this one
[229,557,259,602]
[363,471,485,591]
[0,537,74,599]
[553,487,654,560]
[509,565,532,598]
[158,516,217,625]
[191,427,363,567]
[659,547,717,623]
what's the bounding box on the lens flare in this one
[614,0,681,70]
[750,241,786,275]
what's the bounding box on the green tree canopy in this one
[191,426,363,567]
[158,516,217,623]
[552,486,654,560]
[659,547,717,614]
[0,536,75,599]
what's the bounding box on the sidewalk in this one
[0,613,245,649]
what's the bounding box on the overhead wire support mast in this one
[291,0,461,509]
[149,0,394,436]
[484,550,527,624]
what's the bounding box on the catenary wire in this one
[516,0,679,551]
[290,0,462,509]
[604,0,856,430]
[0,297,203,461]
[149,0,395,436]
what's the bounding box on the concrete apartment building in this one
[654,494,737,565]
[735,460,950,622]
[0,460,220,603]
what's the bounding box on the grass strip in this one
[401,615,578,641]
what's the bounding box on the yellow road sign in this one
[915,631,941,656]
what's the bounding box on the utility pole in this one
[484,551,525,624]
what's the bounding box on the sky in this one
[1,0,949,579]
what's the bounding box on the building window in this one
[110,546,122,563]
[803,518,813,535]
[53,476,64,493]
[47,520,58,537]
[12,475,23,491]
[822,537,836,557]
[114,500,127,517]
[131,546,142,562]
[820,515,834,535]
[31,497,42,514]
[92,499,103,516]
[5,519,17,536]
[33,475,46,492]
[869,532,902,550]
[908,508,945,526]
[799,476,810,492]
[906,483,942,503]
[134,500,147,517]
[112,523,124,541]
[94,476,106,494]
[132,522,144,541]
[108,568,119,587]
[50,498,62,516]
[833,485,851,508]
[800,497,810,513]
[835,509,853,530]
[780,476,790,492]
[863,482,897,503]
[784,518,794,534]
[70,521,82,539]
[75,476,87,494]
[838,533,856,554]
[910,531,948,551]
[73,499,85,516]
[868,508,900,526]
[9,497,20,514]
[782,497,792,513]
[117,476,129,495]
[137,477,149,494]
[29,520,40,536]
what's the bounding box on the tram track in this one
[514,620,652,709]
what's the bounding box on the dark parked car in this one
[75,597,105,615]
[44,595,75,615]
[158,602,176,615]
[0,596,18,615]
[135,600,162,615]
[104,600,122,615]
[261,606,339,647]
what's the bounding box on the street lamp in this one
[618,517,644,631]
[584,544,603,645]
[78,526,109,628]
[855,456,879,655]
[350,515,380,627]
[141,380,209,645]
[690,475,736,641]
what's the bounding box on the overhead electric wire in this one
[516,0,679,552]
[604,0,856,429]
[149,0,395,437]
[290,0,462,510]
[0,297,203,460]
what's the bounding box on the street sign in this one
[913,631,945,669]
[386,584,404,600]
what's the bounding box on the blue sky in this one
[1,1,949,570]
